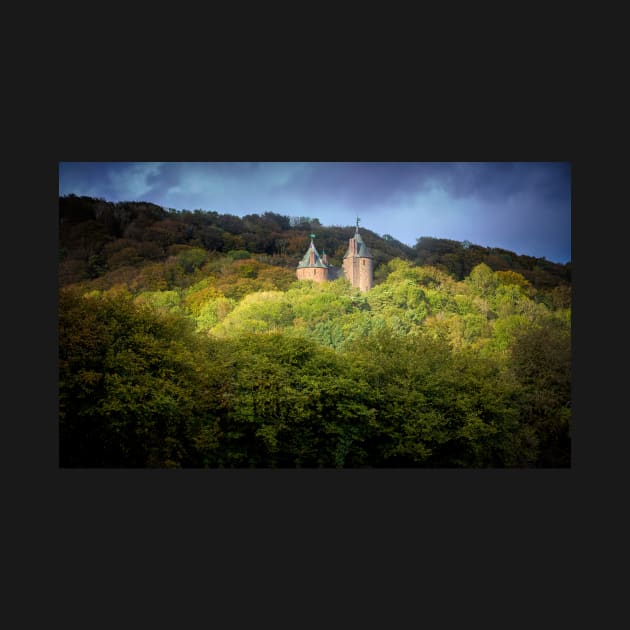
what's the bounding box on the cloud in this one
[107,162,166,199]
[276,162,430,210]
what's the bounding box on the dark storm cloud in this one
[276,162,570,217]
[379,162,571,206]
[59,162,119,199]
[277,162,432,210]
[444,162,571,204]
[144,162,264,197]
[144,163,179,195]
[59,162,167,201]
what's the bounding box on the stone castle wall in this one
[342,257,354,287]
[341,256,372,292]
[296,266,328,283]
[358,257,373,292]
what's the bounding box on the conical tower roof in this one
[297,238,328,268]
[343,225,373,259]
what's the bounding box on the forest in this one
[59,195,571,467]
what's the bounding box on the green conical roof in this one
[343,227,373,259]
[297,239,328,268]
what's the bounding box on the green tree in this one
[508,318,571,466]
[59,288,229,467]
[466,263,498,298]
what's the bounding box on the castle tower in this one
[296,234,329,284]
[343,218,373,292]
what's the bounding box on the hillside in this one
[58,194,571,468]
[59,194,570,291]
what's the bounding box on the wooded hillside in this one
[59,195,571,468]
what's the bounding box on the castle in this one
[296,220,374,292]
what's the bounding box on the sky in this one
[58,162,571,263]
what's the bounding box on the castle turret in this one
[343,219,373,292]
[296,235,329,284]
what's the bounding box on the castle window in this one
[313,269,316,276]
[363,260,365,265]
